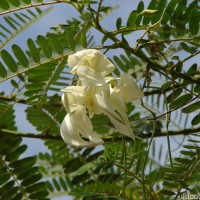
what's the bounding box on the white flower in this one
[60,49,144,147]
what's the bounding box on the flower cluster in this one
[60,49,144,147]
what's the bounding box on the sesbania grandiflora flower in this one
[60,49,144,147]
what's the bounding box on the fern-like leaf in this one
[0,133,50,199]
[0,7,53,49]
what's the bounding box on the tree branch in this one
[1,127,200,142]
[0,95,63,107]
[0,95,27,104]
[0,129,61,140]
[138,126,200,139]
[137,37,194,51]
[167,50,200,72]
[144,85,181,96]
[95,0,103,27]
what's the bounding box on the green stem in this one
[0,53,69,84]
[140,99,156,200]
[0,1,63,16]
[163,92,179,192]
[113,163,156,199]
[137,37,194,51]
[167,50,200,72]
[1,157,29,200]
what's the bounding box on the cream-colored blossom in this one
[60,49,144,147]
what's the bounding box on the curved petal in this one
[110,86,127,112]
[93,85,135,139]
[61,86,88,96]
[61,86,87,113]
[77,65,106,86]
[120,74,144,102]
[106,112,134,139]
[60,114,94,147]
[109,88,134,139]
[74,106,104,144]
[60,107,104,147]
[67,49,115,76]
[90,50,115,76]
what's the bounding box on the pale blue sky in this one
[1,1,199,199]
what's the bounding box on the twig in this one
[114,163,157,200]
[144,85,180,96]
[167,50,200,72]
[1,126,200,141]
[95,0,103,27]
[134,19,162,51]
[0,53,69,84]
[137,37,194,51]
[0,1,63,16]
[148,96,199,121]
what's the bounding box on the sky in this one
[1,0,199,199]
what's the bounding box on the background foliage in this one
[0,0,200,199]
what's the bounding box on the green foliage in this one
[189,8,199,36]
[0,7,52,48]
[182,101,200,114]
[0,0,200,199]
[0,133,49,199]
[160,133,200,198]
[0,100,16,129]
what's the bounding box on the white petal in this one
[61,86,87,96]
[91,50,115,76]
[93,85,135,139]
[110,87,127,113]
[93,85,111,111]
[67,49,115,76]
[105,112,135,139]
[60,107,103,147]
[61,93,70,112]
[105,76,119,84]
[109,88,134,139]
[120,74,144,102]
[77,65,106,86]
[74,106,104,144]
[61,86,87,113]
[60,114,93,147]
